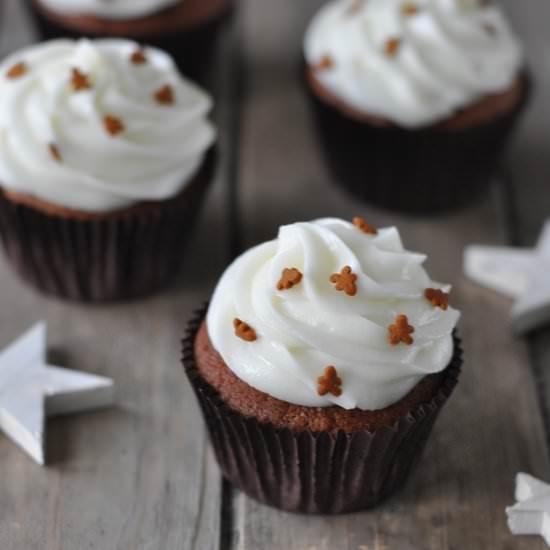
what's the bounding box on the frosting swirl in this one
[37,0,181,20]
[304,0,523,127]
[207,218,460,411]
[0,39,215,212]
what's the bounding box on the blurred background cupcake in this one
[0,38,216,303]
[303,0,529,214]
[25,0,233,82]
[184,217,462,513]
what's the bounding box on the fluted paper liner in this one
[182,306,463,514]
[0,150,216,303]
[305,69,531,215]
[24,0,233,83]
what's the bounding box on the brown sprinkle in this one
[388,314,415,346]
[130,49,147,65]
[401,2,419,15]
[348,0,365,15]
[48,143,62,162]
[317,366,342,397]
[104,115,125,136]
[353,216,378,235]
[384,38,401,57]
[315,55,334,71]
[6,62,27,80]
[277,268,303,291]
[234,318,257,342]
[425,288,450,310]
[154,84,174,105]
[71,68,91,91]
[330,266,358,296]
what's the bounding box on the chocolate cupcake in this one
[26,0,232,82]
[0,38,216,302]
[183,217,462,513]
[303,0,529,214]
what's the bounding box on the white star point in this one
[0,323,114,465]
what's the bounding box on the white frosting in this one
[38,0,181,20]
[0,39,215,212]
[304,0,523,127]
[207,218,460,411]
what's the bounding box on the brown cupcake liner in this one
[305,70,531,215]
[0,149,216,303]
[182,305,463,514]
[24,1,234,84]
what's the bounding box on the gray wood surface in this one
[0,2,227,549]
[232,1,550,549]
[1,0,550,549]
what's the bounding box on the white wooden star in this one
[506,473,550,546]
[464,220,550,334]
[0,322,114,465]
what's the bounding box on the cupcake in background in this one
[304,0,529,214]
[25,0,232,82]
[0,38,216,302]
[183,217,462,513]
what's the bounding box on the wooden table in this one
[1,1,549,548]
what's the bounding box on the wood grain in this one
[1,0,550,548]
[500,0,550,453]
[232,0,550,548]
[0,1,230,548]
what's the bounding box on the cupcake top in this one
[304,0,523,128]
[37,0,180,20]
[207,217,460,411]
[0,39,215,212]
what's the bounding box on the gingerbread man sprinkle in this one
[315,55,334,71]
[330,266,358,296]
[277,268,303,291]
[384,38,401,57]
[401,2,419,16]
[353,216,378,235]
[317,366,342,397]
[71,68,91,91]
[154,85,175,105]
[348,0,365,15]
[234,318,257,342]
[48,143,62,162]
[130,50,147,65]
[6,62,27,80]
[388,314,415,346]
[425,288,450,310]
[103,115,125,137]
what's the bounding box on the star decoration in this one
[0,323,114,465]
[506,472,550,546]
[464,220,550,334]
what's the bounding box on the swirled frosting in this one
[304,0,523,127]
[207,218,461,411]
[37,0,181,20]
[0,39,215,212]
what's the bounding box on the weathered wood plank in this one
[0,1,232,548]
[231,0,550,548]
[500,0,550,451]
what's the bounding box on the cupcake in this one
[0,38,216,302]
[303,0,529,214]
[25,0,232,82]
[183,217,462,513]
